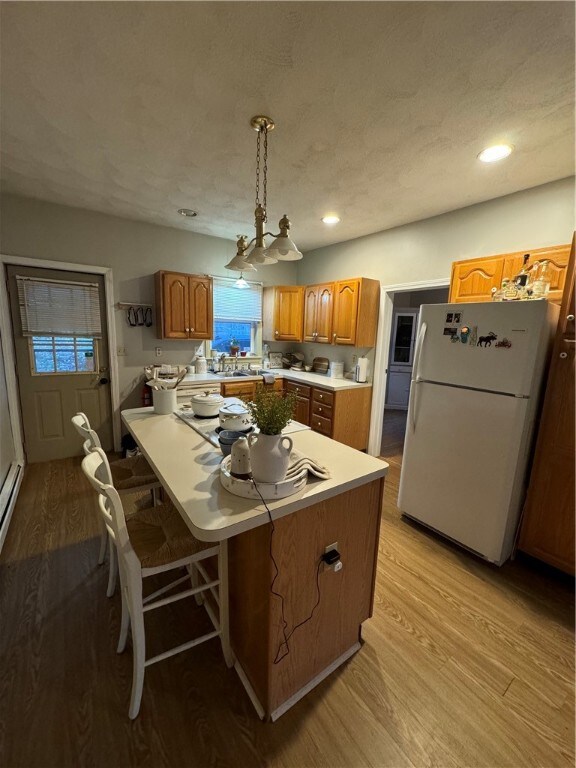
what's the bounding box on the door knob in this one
[99,377,109,385]
[567,315,575,322]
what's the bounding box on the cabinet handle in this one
[568,315,575,322]
[318,407,322,413]
[185,327,190,332]
[317,422,321,427]
[333,332,337,339]
[275,330,279,335]
[318,394,323,400]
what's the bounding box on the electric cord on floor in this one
[252,479,323,664]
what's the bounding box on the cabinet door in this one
[518,239,575,573]
[188,276,213,339]
[315,284,334,344]
[293,395,310,426]
[274,286,304,342]
[449,258,504,303]
[303,286,318,342]
[162,273,190,338]
[221,381,256,401]
[503,244,570,304]
[333,279,359,345]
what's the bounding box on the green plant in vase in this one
[229,338,240,356]
[246,387,297,482]
[246,386,296,435]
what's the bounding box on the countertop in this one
[173,369,372,392]
[122,407,387,542]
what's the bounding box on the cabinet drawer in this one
[285,381,311,398]
[311,401,333,420]
[312,388,334,406]
[311,413,333,437]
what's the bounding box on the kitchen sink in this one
[213,370,258,378]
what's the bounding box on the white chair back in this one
[72,412,102,453]
[81,448,136,568]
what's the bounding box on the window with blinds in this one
[16,276,102,338]
[210,278,263,354]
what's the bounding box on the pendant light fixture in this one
[225,115,302,273]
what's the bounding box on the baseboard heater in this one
[0,462,24,554]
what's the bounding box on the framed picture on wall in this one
[269,352,283,369]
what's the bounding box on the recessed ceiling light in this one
[177,208,197,217]
[321,214,341,225]
[478,144,514,163]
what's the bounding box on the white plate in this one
[220,451,308,500]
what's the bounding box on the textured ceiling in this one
[1,2,574,252]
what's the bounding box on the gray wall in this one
[297,178,575,287]
[0,194,298,408]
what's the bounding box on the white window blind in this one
[213,277,262,322]
[16,276,102,338]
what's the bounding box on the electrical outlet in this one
[325,541,338,554]
[117,347,127,356]
[155,347,162,357]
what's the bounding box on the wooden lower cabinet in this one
[227,477,384,719]
[285,380,372,451]
[449,244,571,304]
[221,379,283,402]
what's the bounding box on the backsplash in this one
[267,341,375,381]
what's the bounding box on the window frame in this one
[205,277,264,359]
[28,335,100,376]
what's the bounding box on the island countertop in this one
[121,407,387,542]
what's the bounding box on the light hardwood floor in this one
[0,448,573,768]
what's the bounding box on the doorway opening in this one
[380,286,449,467]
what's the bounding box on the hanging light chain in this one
[262,125,268,212]
[255,127,261,208]
[254,124,268,212]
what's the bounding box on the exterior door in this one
[518,236,575,573]
[6,265,113,462]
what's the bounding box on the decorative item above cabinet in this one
[449,244,570,305]
[154,271,213,340]
[263,277,380,347]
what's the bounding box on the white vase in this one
[248,433,293,483]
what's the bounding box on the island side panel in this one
[332,386,373,451]
[228,523,272,708]
[227,478,384,718]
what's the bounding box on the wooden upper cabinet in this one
[303,283,334,343]
[332,278,380,346]
[188,276,212,339]
[272,286,305,342]
[449,257,504,304]
[155,271,213,340]
[449,244,571,304]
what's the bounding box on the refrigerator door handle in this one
[409,321,427,432]
[412,321,427,383]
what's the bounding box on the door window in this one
[29,336,97,375]
[393,315,416,363]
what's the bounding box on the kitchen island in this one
[122,407,388,720]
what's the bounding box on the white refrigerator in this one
[397,300,559,565]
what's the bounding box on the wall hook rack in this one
[116,302,153,327]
